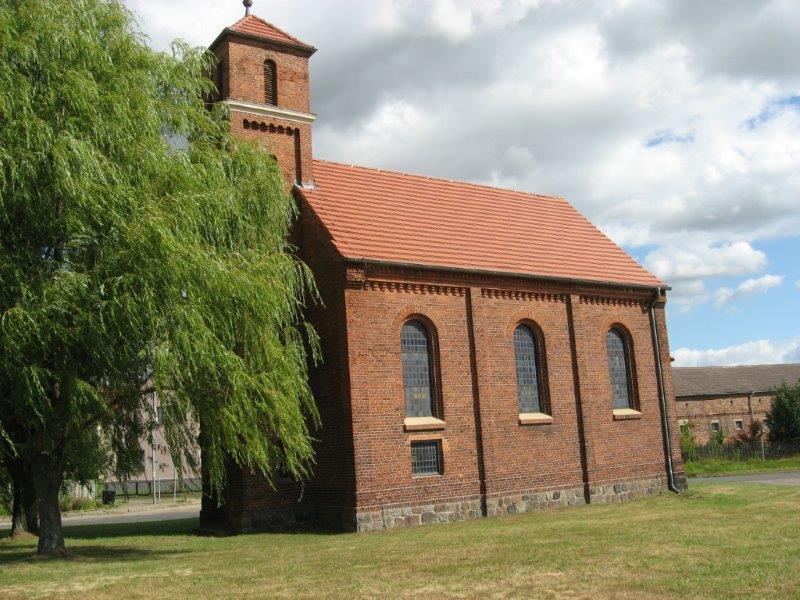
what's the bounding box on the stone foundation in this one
[486,485,587,517]
[356,496,483,533]
[353,476,675,532]
[214,475,681,534]
[589,476,668,504]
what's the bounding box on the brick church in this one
[200,4,688,534]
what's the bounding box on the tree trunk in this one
[10,483,26,538]
[9,460,38,538]
[24,494,39,535]
[32,462,67,557]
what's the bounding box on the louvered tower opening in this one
[264,59,277,105]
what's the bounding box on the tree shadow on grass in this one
[0,544,188,565]
[0,520,198,564]
[62,517,199,540]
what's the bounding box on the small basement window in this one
[734,419,744,430]
[710,421,721,433]
[411,440,443,476]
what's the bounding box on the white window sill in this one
[519,412,554,425]
[613,408,642,421]
[404,417,446,432]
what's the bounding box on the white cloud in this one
[714,274,784,308]
[645,241,766,282]
[646,242,768,311]
[429,0,475,42]
[673,337,800,367]
[668,280,710,314]
[123,0,800,325]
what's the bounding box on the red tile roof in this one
[228,15,312,49]
[300,161,664,288]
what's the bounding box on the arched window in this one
[263,59,277,105]
[607,328,634,409]
[514,324,547,414]
[401,320,436,418]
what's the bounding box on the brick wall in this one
[341,265,685,530]
[202,20,686,535]
[206,252,687,532]
[470,288,585,502]
[223,38,311,113]
[344,280,483,515]
[229,112,311,186]
[212,33,314,185]
[675,393,771,445]
[570,296,683,486]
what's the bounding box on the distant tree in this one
[765,382,800,445]
[0,0,318,556]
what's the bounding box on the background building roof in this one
[674,363,800,397]
[301,160,664,288]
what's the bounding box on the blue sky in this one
[632,236,800,363]
[127,0,800,366]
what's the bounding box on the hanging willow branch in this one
[0,0,319,554]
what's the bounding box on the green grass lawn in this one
[2,483,799,599]
[685,456,800,477]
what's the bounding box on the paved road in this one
[0,503,200,530]
[692,470,800,486]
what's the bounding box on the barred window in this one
[411,441,443,476]
[401,320,435,418]
[514,325,545,414]
[607,328,633,409]
[264,59,277,105]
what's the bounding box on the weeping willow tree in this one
[0,0,319,556]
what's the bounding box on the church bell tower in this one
[209,1,316,188]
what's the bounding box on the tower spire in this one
[243,0,253,16]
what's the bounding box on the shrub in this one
[71,497,98,512]
[730,420,765,446]
[680,422,697,456]
[709,429,726,447]
[58,495,72,513]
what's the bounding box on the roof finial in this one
[243,0,253,16]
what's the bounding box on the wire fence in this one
[104,477,202,497]
[683,441,800,462]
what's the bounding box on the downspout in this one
[464,288,488,516]
[649,291,681,494]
